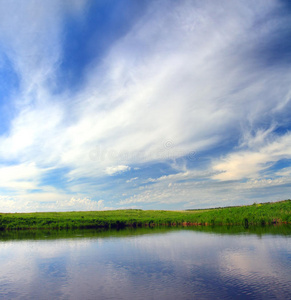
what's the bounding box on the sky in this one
[0,0,290,212]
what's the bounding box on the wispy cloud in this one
[0,162,43,191]
[0,0,290,211]
[105,165,131,176]
[126,177,138,183]
[0,194,108,213]
[213,132,291,181]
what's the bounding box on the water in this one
[0,226,290,300]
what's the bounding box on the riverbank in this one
[0,200,290,230]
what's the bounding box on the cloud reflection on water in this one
[0,229,290,299]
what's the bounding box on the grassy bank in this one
[0,200,290,230]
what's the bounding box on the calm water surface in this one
[0,226,290,300]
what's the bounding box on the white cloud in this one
[212,132,291,181]
[54,0,290,183]
[55,197,105,211]
[126,177,138,183]
[145,170,216,183]
[275,166,291,177]
[0,194,108,213]
[0,163,45,191]
[119,174,291,209]
[105,165,131,176]
[1,0,290,176]
[0,0,290,210]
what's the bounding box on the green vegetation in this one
[0,224,290,242]
[0,200,290,231]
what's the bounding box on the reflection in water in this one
[0,226,290,299]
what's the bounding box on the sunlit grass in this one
[0,199,290,230]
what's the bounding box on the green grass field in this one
[0,199,290,230]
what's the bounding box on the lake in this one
[0,226,290,299]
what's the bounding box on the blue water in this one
[0,227,290,299]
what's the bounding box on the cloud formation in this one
[0,0,290,211]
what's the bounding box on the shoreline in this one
[0,199,290,231]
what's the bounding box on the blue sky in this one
[0,0,291,212]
